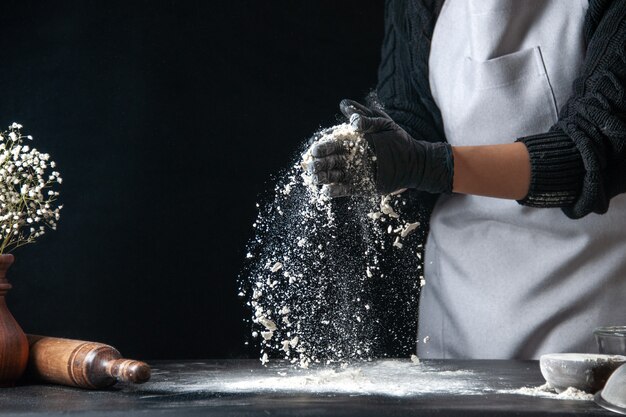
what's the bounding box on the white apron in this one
[419,0,626,359]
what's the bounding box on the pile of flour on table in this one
[501,382,595,401]
[150,360,487,397]
[240,123,427,367]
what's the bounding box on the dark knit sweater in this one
[376,0,626,219]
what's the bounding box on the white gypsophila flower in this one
[0,123,62,253]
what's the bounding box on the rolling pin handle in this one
[107,359,151,384]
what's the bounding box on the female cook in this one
[308,0,626,359]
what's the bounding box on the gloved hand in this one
[308,99,454,197]
[306,126,377,198]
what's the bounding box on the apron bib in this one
[419,0,626,359]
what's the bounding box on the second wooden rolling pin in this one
[26,334,151,389]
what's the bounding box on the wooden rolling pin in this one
[25,334,151,389]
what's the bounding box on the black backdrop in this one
[0,1,384,359]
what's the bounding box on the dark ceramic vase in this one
[0,254,28,386]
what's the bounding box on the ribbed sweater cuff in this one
[515,132,585,208]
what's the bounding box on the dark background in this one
[0,0,385,359]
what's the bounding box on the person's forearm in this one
[451,142,530,200]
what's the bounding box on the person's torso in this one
[419,0,626,359]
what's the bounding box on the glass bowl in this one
[595,326,626,355]
[595,363,626,414]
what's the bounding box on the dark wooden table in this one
[0,359,617,416]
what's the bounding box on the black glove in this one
[308,99,454,197]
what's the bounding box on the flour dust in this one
[240,123,428,367]
[500,383,595,401]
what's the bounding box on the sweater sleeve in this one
[376,0,445,214]
[375,0,445,213]
[376,0,445,145]
[516,1,626,219]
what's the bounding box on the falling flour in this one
[240,123,428,367]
